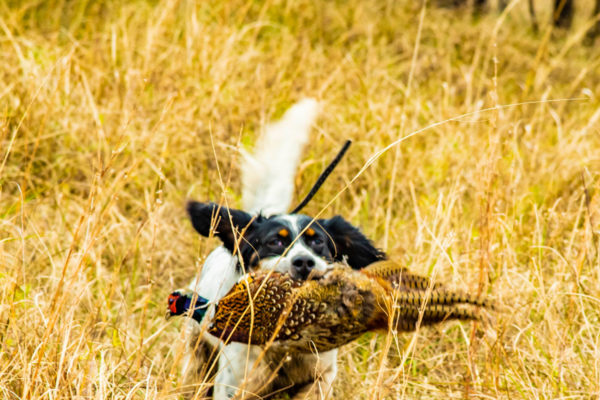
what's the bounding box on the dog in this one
[183,99,385,399]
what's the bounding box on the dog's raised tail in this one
[242,98,320,216]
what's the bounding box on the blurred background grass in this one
[1,0,600,398]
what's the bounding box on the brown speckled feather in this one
[362,260,444,291]
[209,272,302,344]
[208,263,491,352]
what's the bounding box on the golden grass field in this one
[1,0,600,398]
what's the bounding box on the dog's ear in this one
[318,216,386,269]
[187,201,255,253]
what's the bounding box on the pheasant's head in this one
[166,290,210,324]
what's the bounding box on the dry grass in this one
[1,0,600,398]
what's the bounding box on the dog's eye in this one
[311,238,323,246]
[268,238,284,248]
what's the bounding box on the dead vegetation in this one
[1,0,600,398]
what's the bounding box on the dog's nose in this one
[292,256,315,279]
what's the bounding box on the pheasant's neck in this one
[185,296,209,323]
[191,307,207,323]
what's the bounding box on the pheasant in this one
[167,261,491,352]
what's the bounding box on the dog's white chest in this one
[188,246,240,303]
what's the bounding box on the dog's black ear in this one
[187,201,255,253]
[318,216,386,269]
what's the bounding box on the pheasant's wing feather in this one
[276,266,388,352]
[363,260,443,291]
[209,272,299,345]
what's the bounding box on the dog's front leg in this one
[213,342,273,400]
[291,349,338,400]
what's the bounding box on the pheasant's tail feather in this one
[362,260,409,278]
[363,260,443,291]
[431,291,493,308]
[392,303,482,331]
[391,288,491,309]
[396,272,444,291]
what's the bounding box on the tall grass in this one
[1,0,599,398]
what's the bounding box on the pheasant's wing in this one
[362,260,443,291]
[276,267,388,352]
[209,270,351,352]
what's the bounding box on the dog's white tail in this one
[242,99,319,216]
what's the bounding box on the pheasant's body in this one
[209,266,384,352]
[170,261,491,353]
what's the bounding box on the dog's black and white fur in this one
[183,100,385,399]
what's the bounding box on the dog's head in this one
[187,201,385,279]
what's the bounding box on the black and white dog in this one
[183,100,385,399]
